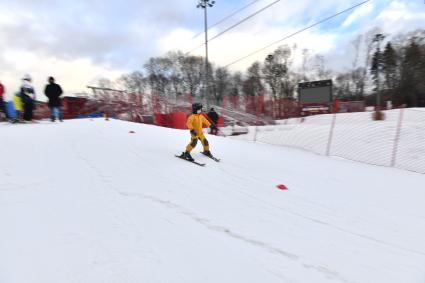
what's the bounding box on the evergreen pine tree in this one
[382,42,399,105]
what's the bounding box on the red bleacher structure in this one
[62,97,89,119]
[28,87,372,135]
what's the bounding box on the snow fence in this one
[250,108,425,174]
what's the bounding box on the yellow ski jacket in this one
[13,94,23,111]
[186,114,211,136]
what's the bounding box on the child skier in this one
[180,103,213,161]
[13,92,23,123]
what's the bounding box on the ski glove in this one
[190,129,197,138]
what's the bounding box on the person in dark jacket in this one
[44,77,63,122]
[207,107,219,135]
[21,74,36,121]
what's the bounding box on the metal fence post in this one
[326,114,337,156]
[391,108,405,167]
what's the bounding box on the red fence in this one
[29,93,369,131]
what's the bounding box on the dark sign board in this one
[298,80,333,103]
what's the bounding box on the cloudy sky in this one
[0,0,424,98]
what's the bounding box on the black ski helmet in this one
[192,103,203,114]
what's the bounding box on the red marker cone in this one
[276,184,288,190]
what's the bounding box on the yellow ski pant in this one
[186,135,209,153]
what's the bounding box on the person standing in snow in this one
[20,74,36,121]
[207,107,219,135]
[0,80,9,121]
[180,103,213,161]
[13,92,24,123]
[44,76,63,122]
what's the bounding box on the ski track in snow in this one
[75,141,353,282]
[209,177,425,258]
[117,191,359,283]
[73,122,421,283]
[68,125,357,282]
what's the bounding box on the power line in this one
[186,0,281,54]
[192,0,262,39]
[224,0,372,68]
[210,0,281,43]
[152,1,263,66]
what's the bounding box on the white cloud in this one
[0,51,124,101]
[342,1,374,27]
[376,0,425,32]
[157,0,351,73]
[1,0,425,95]
[157,28,198,54]
[201,0,425,73]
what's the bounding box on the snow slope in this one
[1,119,425,283]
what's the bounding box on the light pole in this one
[373,33,385,110]
[197,0,215,102]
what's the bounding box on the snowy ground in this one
[1,119,425,283]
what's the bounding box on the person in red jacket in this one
[0,81,4,98]
[0,81,8,121]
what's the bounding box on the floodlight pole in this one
[204,4,209,101]
[373,33,385,110]
[198,0,215,102]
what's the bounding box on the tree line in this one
[99,28,425,108]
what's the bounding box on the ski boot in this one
[180,151,194,162]
[202,150,213,158]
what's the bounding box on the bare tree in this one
[179,55,204,98]
[301,48,310,81]
[312,54,332,80]
[243,61,264,97]
[144,57,172,96]
[211,67,231,105]
[262,45,296,99]
[119,71,146,94]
